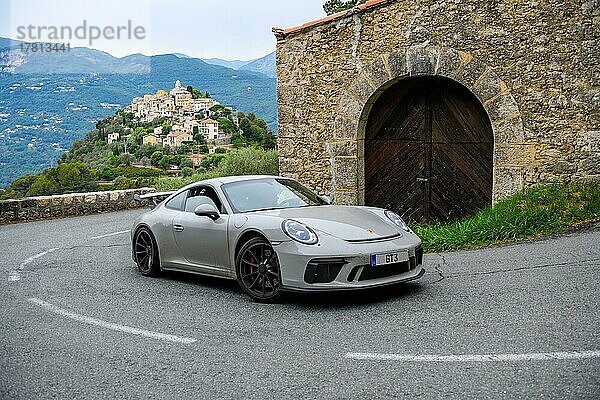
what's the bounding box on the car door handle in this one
[173,224,184,232]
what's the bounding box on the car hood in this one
[255,205,399,241]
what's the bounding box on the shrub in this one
[218,147,278,176]
[181,167,194,177]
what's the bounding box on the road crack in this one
[431,253,446,284]
[445,258,600,279]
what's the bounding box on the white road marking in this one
[345,350,600,362]
[90,230,131,240]
[8,248,59,282]
[28,298,197,344]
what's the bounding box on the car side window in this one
[185,186,227,214]
[165,190,188,211]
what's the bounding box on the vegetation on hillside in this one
[153,147,279,191]
[1,99,277,199]
[415,182,600,253]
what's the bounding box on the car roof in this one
[180,175,290,191]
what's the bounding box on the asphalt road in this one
[1,209,599,399]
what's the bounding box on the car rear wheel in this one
[134,227,160,276]
[236,237,283,303]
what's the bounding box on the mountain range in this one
[0,38,278,186]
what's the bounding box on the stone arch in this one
[328,44,532,206]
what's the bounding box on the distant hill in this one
[201,52,276,78]
[201,58,250,70]
[239,52,276,78]
[0,38,277,186]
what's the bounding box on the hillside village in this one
[106,80,237,154]
[0,79,276,199]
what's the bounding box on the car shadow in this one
[157,269,424,307]
[158,270,240,294]
[282,282,424,308]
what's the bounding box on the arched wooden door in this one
[365,76,493,221]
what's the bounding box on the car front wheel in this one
[236,237,283,303]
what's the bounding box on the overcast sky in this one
[0,0,327,60]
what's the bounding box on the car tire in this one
[133,227,161,277]
[236,237,283,303]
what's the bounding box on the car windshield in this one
[222,178,326,213]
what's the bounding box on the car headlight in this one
[384,210,410,232]
[282,219,318,245]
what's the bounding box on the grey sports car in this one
[131,175,424,302]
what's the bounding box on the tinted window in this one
[165,190,188,210]
[184,186,226,213]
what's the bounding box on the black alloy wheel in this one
[236,237,282,302]
[134,227,160,276]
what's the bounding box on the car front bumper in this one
[273,234,424,291]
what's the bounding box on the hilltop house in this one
[142,133,160,145]
[199,118,220,140]
[194,97,220,114]
[107,132,120,144]
[164,131,193,147]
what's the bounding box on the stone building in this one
[273,0,598,220]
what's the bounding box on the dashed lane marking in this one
[90,230,131,240]
[28,298,197,344]
[8,248,59,282]
[345,351,600,362]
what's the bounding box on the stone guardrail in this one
[0,188,157,225]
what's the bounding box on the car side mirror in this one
[194,204,220,221]
[320,195,332,204]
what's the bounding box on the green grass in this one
[414,182,600,253]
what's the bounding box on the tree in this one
[194,132,207,145]
[180,158,194,169]
[161,125,172,135]
[150,151,164,167]
[217,118,238,134]
[261,132,277,150]
[119,153,135,166]
[231,133,246,149]
[181,167,194,177]
[27,162,97,196]
[323,0,365,15]
[198,145,209,154]
[158,155,171,170]
[99,166,116,181]
[9,175,38,196]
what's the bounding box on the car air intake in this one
[358,261,411,281]
[304,259,346,284]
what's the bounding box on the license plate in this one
[370,251,409,267]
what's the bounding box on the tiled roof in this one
[201,118,218,124]
[273,0,391,38]
[167,131,191,137]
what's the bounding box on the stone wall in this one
[0,188,156,225]
[274,0,599,205]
